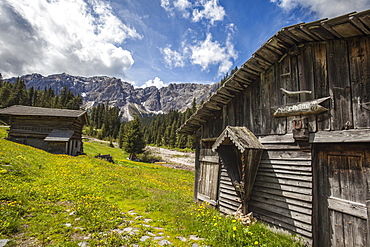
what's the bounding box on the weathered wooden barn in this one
[178,10,370,246]
[0,105,89,155]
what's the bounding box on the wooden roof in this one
[177,9,370,135]
[212,126,265,153]
[0,105,89,125]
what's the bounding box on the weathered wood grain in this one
[309,129,370,143]
[328,196,368,219]
[349,36,370,129]
[300,44,317,132]
[327,39,352,130]
[314,144,369,247]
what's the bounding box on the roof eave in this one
[177,9,370,135]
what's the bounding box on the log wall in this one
[8,116,84,155]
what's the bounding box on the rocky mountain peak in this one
[5,73,216,121]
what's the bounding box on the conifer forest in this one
[0,74,197,151]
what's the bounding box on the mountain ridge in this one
[5,73,216,121]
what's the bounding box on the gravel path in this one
[84,137,195,171]
[146,146,195,171]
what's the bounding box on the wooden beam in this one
[258,134,295,144]
[328,196,368,219]
[200,156,219,163]
[349,16,370,35]
[201,137,217,142]
[309,129,370,143]
[197,193,217,206]
[204,102,222,111]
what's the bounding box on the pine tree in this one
[122,116,146,160]
[0,81,12,108]
[8,77,28,106]
[118,122,125,149]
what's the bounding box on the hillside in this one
[0,127,304,246]
[5,74,217,121]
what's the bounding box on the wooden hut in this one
[177,10,370,246]
[0,105,89,155]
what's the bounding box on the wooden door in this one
[197,149,220,206]
[314,144,370,247]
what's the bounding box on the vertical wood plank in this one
[327,40,353,130]
[314,145,331,247]
[228,100,236,126]
[300,44,317,132]
[194,136,201,201]
[348,36,370,129]
[329,154,345,247]
[280,55,298,134]
[213,114,223,138]
[260,71,271,134]
[366,146,370,247]
[252,78,263,135]
[313,42,330,130]
[243,88,254,131]
[331,211,344,247]
[316,144,369,247]
[222,105,227,130]
[271,63,287,134]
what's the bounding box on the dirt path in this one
[146,146,195,171]
[84,137,195,170]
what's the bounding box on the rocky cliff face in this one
[7,73,216,121]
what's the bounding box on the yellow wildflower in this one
[233,226,237,231]
[214,223,217,226]
[254,241,258,245]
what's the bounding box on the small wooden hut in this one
[0,105,89,155]
[177,10,370,246]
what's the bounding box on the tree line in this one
[86,100,197,151]
[1,66,239,157]
[0,75,82,110]
[86,102,122,141]
[141,100,197,150]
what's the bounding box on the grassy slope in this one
[0,127,304,246]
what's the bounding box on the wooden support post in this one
[194,134,201,202]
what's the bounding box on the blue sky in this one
[0,0,369,88]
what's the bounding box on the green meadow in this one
[0,127,304,246]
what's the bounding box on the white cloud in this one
[161,45,185,68]
[174,0,192,18]
[174,0,192,11]
[160,0,173,13]
[140,77,167,88]
[192,0,225,25]
[0,0,142,78]
[160,0,225,25]
[190,33,237,76]
[271,0,370,18]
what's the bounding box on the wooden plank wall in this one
[249,144,313,241]
[218,162,242,215]
[313,144,370,247]
[197,148,219,206]
[8,116,85,155]
[196,35,370,243]
[10,116,84,140]
[201,36,370,139]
